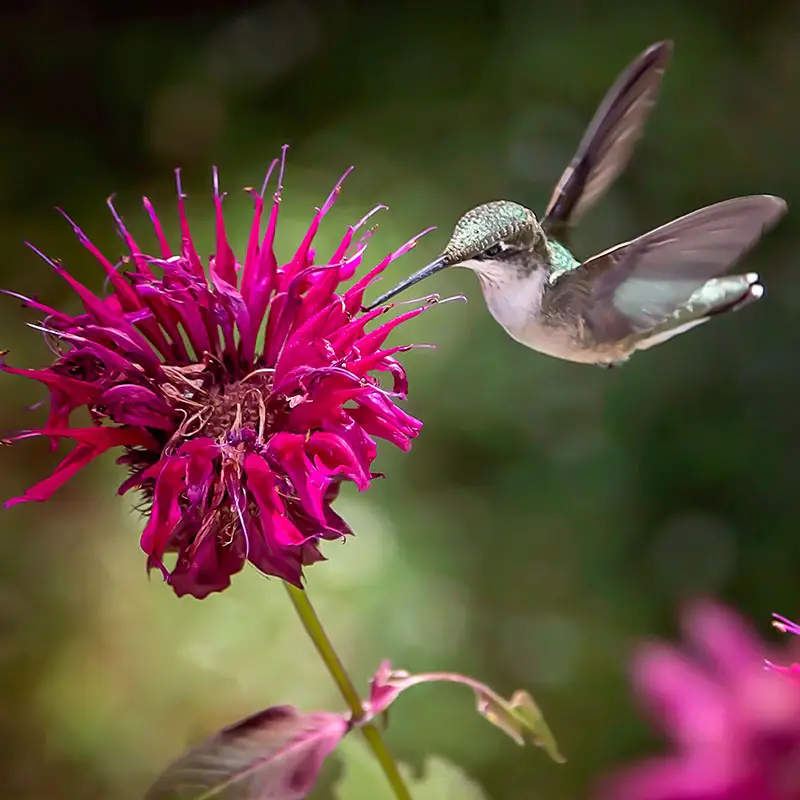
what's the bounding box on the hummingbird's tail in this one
[633,273,762,352]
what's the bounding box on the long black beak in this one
[363,255,449,310]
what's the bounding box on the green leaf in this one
[477,690,566,764]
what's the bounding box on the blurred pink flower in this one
[3,149,436,598]
[767,614,800,684]
[601,603,800,800]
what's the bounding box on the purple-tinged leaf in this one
[145,705,349,800]
[365,661,565,764]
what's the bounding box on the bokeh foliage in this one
[1,1,799,797]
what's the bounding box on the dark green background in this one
[1,1,798,798]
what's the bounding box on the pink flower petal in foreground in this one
[767,614,800,684]
[600,603,800,800]
[3,149,438,598]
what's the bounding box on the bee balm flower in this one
[3,150,435,598]
[600,603,800,800]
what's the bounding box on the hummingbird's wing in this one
[541,40,672,239]
[545,195,787,343]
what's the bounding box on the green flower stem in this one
[285,583,412,800]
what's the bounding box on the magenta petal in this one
[349,398,422,450]
[271,512,311,549]
[140,458,185,564]
[324,417,377,471]
[244,453,308,547]
[5,426,156,507]
[683,603,765,681]
[243,508,306,585]
[5,442,106,507]
[307,431,370,490]
[182,439,218,507]
[268,433,330,524]
[99,384,176,429]
[765,662,800,683]
[601,754,752,800]
[633,644,736,750]
[0,363,101,405]
[169,533,245,599]
[249,533,305,587]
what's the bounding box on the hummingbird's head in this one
[443,201,540,264]
[364,200,543,309]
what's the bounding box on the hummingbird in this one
[364,42,788,366]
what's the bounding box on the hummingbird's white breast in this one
[468,259,603,363]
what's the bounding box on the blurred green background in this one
[1,1,799,798]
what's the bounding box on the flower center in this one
[205,381,274,442]
[154,363,285,453]
[205,374,275,444]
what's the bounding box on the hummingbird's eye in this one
[484,243,504,258]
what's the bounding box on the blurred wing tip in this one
[764,194,788,211]
[748,193,786,206]
[712,194,788,223]
[649,39,675,57]
[741,193,788,206]
[754,194,788,225]
[637,40,674,70]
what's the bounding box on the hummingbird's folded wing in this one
[542,40,673,239]
[545,195,787,343]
